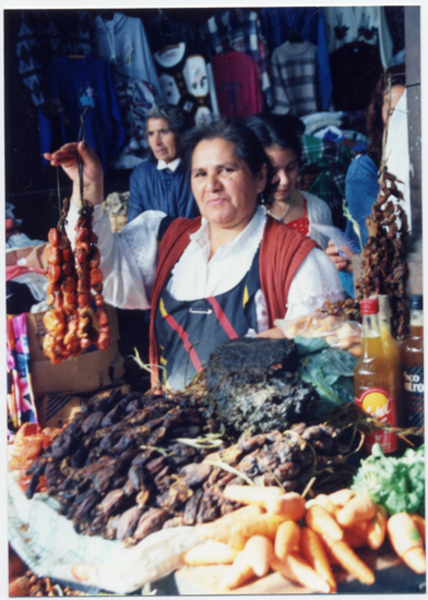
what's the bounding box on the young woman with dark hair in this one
[44,119,344,390]
[246,113,333,249]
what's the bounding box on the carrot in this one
[345,519,369,538]
[219,551,255,591]
[181,540,238,566]
[366,505,387,550]
[222,484,283,509]
[229,514,286,550]
[336,493,376,528]
[321,535,375,585]
[343,529,368,550]
[275,520,301,559]
[265,492,306,520]
[387,512,426,574]
[195,505,263,544]
[308,493,338,517]
[410,514,426,546]
[271,553,331,593]
[300,527,337,592]
[328,488,356,507]
[244,535,274,577]
[305,504,344,541]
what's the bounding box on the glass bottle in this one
[401,295,424,428]
[354,297,398,454]
[378,294,403,428]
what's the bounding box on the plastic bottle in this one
[401,295,424,428]
[354,297,398,454]
[378,294,403,428]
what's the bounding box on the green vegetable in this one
[351,443,425,517]
[295,337,359,416]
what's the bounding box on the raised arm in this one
[44,141,104,208]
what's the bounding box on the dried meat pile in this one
[24,387,357,546]
[321,171,409,339]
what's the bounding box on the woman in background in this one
[127,104,198,221]
[246,113,333,249]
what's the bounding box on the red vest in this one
[149,215,317,387]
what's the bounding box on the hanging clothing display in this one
[323,6,393,69]
[210,51,262,118]
[153,43,213,126]
[199,9,272,108]
[43,56,125,173]
[94,12,164,168]
[271,40,318,116]
[260,7,332,111]
[145,13,198,54]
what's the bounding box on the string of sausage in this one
[43,197,110,364]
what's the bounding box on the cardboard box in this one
[6,244,48,270]
[26,305,125,398]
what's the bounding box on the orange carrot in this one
[387,512,426,574]
[265,492,306,520]
[195,505,263,544]
[219,551,255,591]
[305,504,344,541]
[181,540,238,566]
[321,535,375,585]
[343,529,368,550]
[229,514,286,550]
[222,484,283,509]
[345,519,369,539]
[271,553,331,593]
[366,505,387,550]
[410,514,426,547]
[300,527,337,592]
[336,493,376,528]
[328,488,356,507]
[274,520,301,559]
[244,535,274,577]
[309,493,338,517]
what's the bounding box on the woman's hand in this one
[256,326,286,339]
[325,239,355,273]
[44,141,104,207]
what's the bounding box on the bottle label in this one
[355,387,397,453]
[403,366,424,428]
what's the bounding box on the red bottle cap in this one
[360,297,379,315]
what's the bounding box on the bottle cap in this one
[360,297,379,315]
[409,295,423,310]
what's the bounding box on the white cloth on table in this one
[65,203,344,327]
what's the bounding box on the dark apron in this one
[155,248,261,389]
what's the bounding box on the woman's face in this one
[147,117,179,163]
[265,145,299,203]
[190,138,266,232]
[382,84,405,129]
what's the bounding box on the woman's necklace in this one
[268,201,291,223]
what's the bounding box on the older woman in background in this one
[127,104,198,221]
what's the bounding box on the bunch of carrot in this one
[181,485,426,593]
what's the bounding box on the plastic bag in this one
[275,311,362,357]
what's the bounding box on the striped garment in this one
[271,40,318,117]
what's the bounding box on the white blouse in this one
[65,203,344,330]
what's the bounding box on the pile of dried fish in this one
[24,387,359,546]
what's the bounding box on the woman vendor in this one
[127,104,198,221]
[246,113,333,249]
[44,119,344,391]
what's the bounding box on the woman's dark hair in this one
[181,118,277,202]
[245,113,303,164]
[366,67,406,168]
[146,104,193,161]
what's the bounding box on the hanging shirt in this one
[44,55,125,173]
[210,51,262,118]
[260,7,332,111]
[153,43,213,126]
[199,9,272,108]
[323,6,393,68]
[271,40,318,116]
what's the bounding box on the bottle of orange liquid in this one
[354,297,398,454]
[402,295,424,428]
[378,294,403,428]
